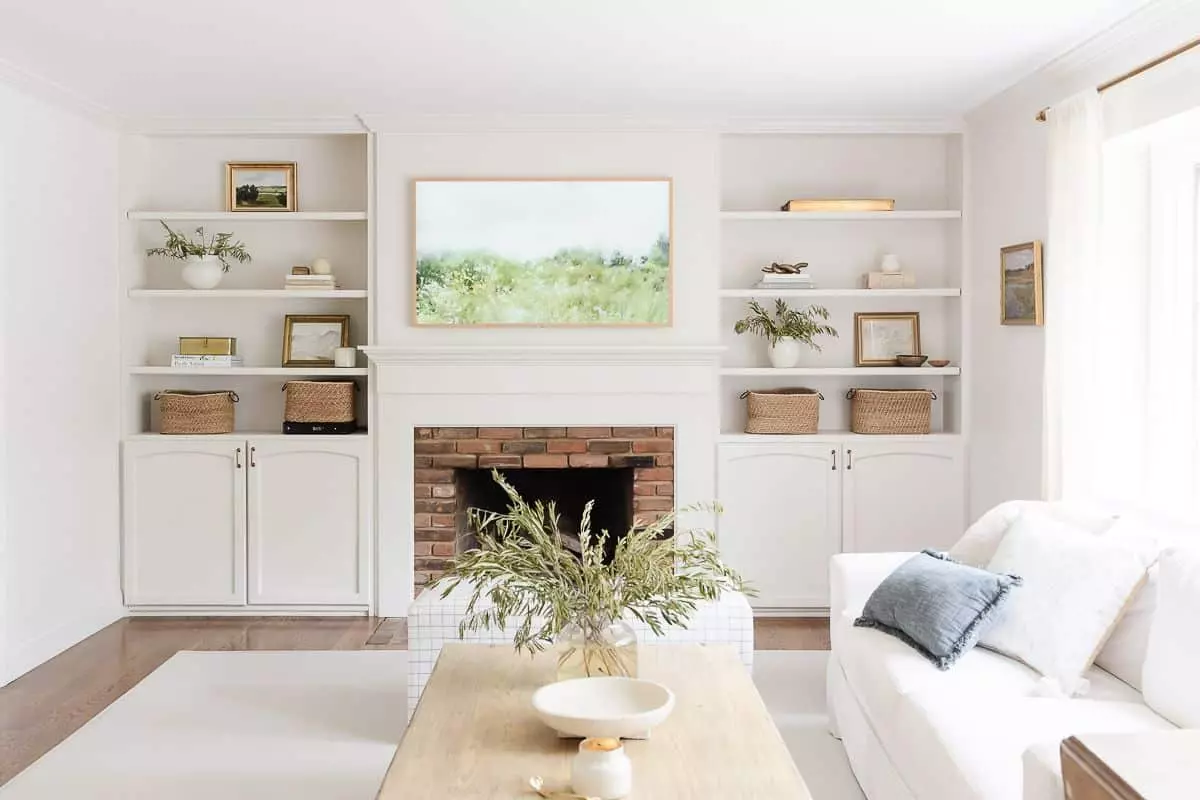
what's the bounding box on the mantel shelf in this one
[718,431,962,443]
[127,367,368,377]
[721,366,960,376]
[719,288,960,298]
[127,211,367,221]
[128,288,368,299]
[719,210,961,221]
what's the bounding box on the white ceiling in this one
[0,0,1155,121]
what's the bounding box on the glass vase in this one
[556,618,638,680]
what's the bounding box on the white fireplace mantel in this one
[364,343,724,615]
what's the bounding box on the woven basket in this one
[847,388,936,434]
[156,390,238,435]
[741,387,823,434]
[283,381,356,423]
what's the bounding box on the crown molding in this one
[121,116,368,136]
[0,57,117,129]
[356,113,964,135]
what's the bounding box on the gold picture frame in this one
[411,177,674,328]
[227,161,297,212]
[282,314,350,367]
[855,312,921,366]
[1000,241,1044,325]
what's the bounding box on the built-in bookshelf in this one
[119,132,374,436]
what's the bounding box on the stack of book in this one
[756,271,814,290]
[285,273,339,290]
[170,354,245,368]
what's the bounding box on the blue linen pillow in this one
[854,550,1022,670]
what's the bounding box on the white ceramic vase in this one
[767,337,803,368]
[181,255,224,289]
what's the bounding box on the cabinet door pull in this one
[846,449,853,470]
[235,447,242,469]
[831,448,837,470]
[249,446,257,468]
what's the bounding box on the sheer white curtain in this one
[1043,91,1104,503]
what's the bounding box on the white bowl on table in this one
[531,677,675,739]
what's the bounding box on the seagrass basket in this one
[847,388,936,434]
[283,380,356,423]
[741,387,823,434]
[156,390,238,435]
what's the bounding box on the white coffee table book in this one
[376,643,811,799]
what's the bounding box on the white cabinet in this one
[841,441,964,554]
[122,441,246,605]
[716,437,964,610]
[247,439,371,605]
[122,436,371,609]
[717,443,841,610]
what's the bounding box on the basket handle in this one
[845,389,855,399]
[739,390,749,399]
[154,390,238,402]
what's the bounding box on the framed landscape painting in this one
[1000,240,1043,325]
[413,178,672,326]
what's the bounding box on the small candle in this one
[572,737,632,800]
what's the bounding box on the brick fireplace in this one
[413,426,675,586]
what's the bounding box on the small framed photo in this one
[282,314,350,367]
[855,312,921,366]
[1000,241,1044,325]
[227,162,296,212]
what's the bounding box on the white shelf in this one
[128,288,368,299]
[720,288,960,298]
[720,210,961,221]
[127,367,368,377]
[718,431,962,443]
[124,431,369,441]
[721,367,960,377]
[127,211,367,222]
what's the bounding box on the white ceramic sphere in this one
[311,257,332,275]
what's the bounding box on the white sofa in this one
[827,500,1195,800]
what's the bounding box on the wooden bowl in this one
[895,354,929,367]
[928,359,951,368]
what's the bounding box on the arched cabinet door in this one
[122,440,246,605]
[246,437,371,605]
[716,443,841,610]
[841,441,965,554]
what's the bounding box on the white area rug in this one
[1,650,864,799]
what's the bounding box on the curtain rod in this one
[1035,35,1200,122]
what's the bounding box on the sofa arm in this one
[829,552,914,624]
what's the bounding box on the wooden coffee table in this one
[377,643,811,799]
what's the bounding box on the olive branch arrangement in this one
[431,470,751,654]
[733,299,839,348]
[146,220,252,272]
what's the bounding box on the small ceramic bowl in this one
[928,359,951,368]
[532,677,675,739]
[895,354,929,367]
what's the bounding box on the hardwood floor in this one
[0,615,828,786]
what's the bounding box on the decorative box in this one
[178,336,238,356]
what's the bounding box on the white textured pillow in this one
[1143,547,1200,727]
[980,510,1154,695]
[949,500,1115,568]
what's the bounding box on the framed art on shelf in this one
[282,314,350,367]
[1000,241,1044,325]
[855,312,921,366]
[412,178,673,327]
[227,161,297,212]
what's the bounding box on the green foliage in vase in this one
[733,299,838,348]
[415,236,669,324]
[431,470,752,653]
[145,221,252,272]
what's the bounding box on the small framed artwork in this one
[227,162,296,212]
[1000,241,1044,325]
[282,314,350,367]
[855,312,921,366]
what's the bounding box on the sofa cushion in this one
[1143,546,1200,727]
[854,550,1021,669]
[980,510,1155,695]
[949,500,1115,568]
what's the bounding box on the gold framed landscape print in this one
[227,162,296,212]
[855,312,921,366]
[1000,240,1043,325]
[412,178,673,326]
[282,314,350,367]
